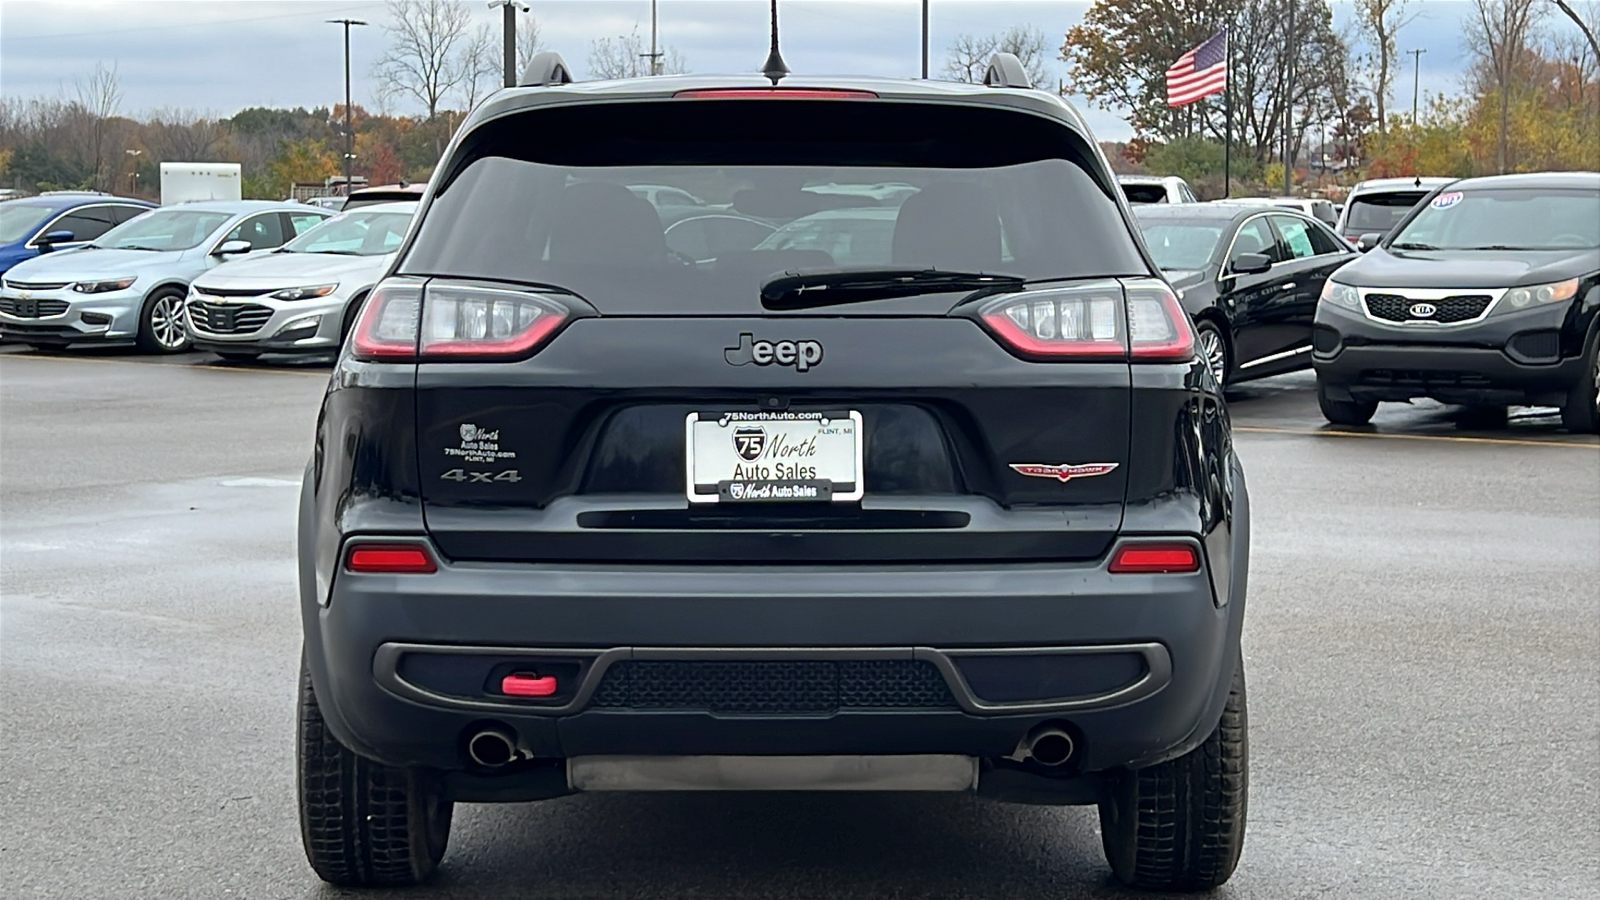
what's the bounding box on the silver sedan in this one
[184,201,416,360]
[0,201,330,353]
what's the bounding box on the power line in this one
[12,2,383,43]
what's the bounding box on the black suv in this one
[1314,172,1600,432]
[296,54,1251,892]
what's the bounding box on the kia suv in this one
[296,57,1251,892]
[1314,172,1600,432]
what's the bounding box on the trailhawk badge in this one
[1009,462,1120,482]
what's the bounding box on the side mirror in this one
[1356,233,1384,252]
[214,239,252,255]
[1229,252,1273,275]
[38,230,75,251]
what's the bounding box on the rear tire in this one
[1559,334,1600,434]
[1195,320,1231,388]
[135,288,191,354]
[1317,382,1377,426]
[1099,663,1248,892]
[297,657,452,886]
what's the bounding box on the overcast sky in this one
[0,0,1506,140]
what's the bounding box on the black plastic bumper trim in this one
[373,641,1171,718]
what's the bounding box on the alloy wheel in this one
[1198,327,1228,387]
[151,295,188,350]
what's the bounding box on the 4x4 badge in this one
[1010,462,1120,482]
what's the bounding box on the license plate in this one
[685,410,863,504]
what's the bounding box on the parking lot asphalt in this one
[2,346,1596,900]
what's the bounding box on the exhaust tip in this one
[466,726,518,769]
[1012,724,1077,768]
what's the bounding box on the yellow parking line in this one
[0,352,330,377]
[1235,424,1599,449]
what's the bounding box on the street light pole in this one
[1406,48,1426,125]
[327,19,367,196]
[489,1,528,87]
[922,0,929,79]
[125,148,141,196]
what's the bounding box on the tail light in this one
[1109,542,1200,574]
[1123,279,1195,360]
[350,278,571,361]
[977,279,1195,361]
[345,542,439,574]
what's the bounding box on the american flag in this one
[1166,30,1228,107]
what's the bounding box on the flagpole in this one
[1223,28,1232,198]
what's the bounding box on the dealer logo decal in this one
[1009,462,1121,483]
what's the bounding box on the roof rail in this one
[983,53,1031,89]
[519,51,575,88]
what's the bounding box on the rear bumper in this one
[301,473,1250,800]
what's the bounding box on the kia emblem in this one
[1409,302,1437,318]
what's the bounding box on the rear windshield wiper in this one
[760,268,1026,310]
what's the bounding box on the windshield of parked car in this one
[0,203,56,243]
[93,209,232,251]
[1343,191,1427,234]
[1136,220,1226,271]
[282,209,413,256]
[1389,187,1600,251]
[401,100,1147,314]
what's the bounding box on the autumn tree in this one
[1467,0,1546,173]
[946,26,1053,86]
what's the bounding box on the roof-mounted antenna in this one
[760,0,789,84]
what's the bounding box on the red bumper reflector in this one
[1109,543,1200,574]
[345,544,438,574]
[501,673,559,697]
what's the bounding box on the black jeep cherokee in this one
[296,55,1250,892]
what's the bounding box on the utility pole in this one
[489,1,528,87]
[922,0,929,79]
[1406,48,1426,125]
[327,19,367,196]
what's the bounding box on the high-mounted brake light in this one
[345,542,438,574]
[1109,542,1200,574]
[673,88,878,99]
[349,279,571,361]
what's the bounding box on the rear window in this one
[1121,184,1168,204]
[1344,191,1427,234]
[401,100,1147,314]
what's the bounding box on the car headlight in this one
[1319,281,1361,310]
[269,284,338,301]
[71,277,137,294]
[1496,278,1579,314]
